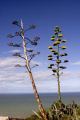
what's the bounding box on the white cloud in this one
[33,70,52,80]
[0,57,17,68]
[8,49,21,54]
[72,61,80,65]
[0,56,26,82]
[0,54,80,93]
[30,60,42,66]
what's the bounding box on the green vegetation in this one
[25,101,80,120]
[48,26,68,101]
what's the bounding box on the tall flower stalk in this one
[48,26,69,101]
[8,19,48,120]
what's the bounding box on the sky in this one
[0,0,80,93]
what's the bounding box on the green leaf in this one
[56,60,61,64]
[64,60,69,63]
[48,55,53,57]
[48,46,53,49]
[54,52,58,55]
[58,34,63,37]
[53,41,60,46]
[50,64,54,66]
[52,69,57,73]
[48,66,52,69]
[50,49,56,53]
[48,57,53,60]
[62,40,67,43]
[59,66,66,69]
[61,46,67,49]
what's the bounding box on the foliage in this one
[24,101,80,120]
[48,26,69,100]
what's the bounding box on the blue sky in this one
[0,0,80,93]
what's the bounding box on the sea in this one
[0,93,80,118]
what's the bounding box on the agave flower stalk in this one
[8,19,48,120]
[48,26,68,101]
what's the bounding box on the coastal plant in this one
[7,19,48,120]
[48,26,69,101]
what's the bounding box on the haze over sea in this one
[0,93,80,118]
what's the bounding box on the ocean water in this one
[0,93,80,118]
